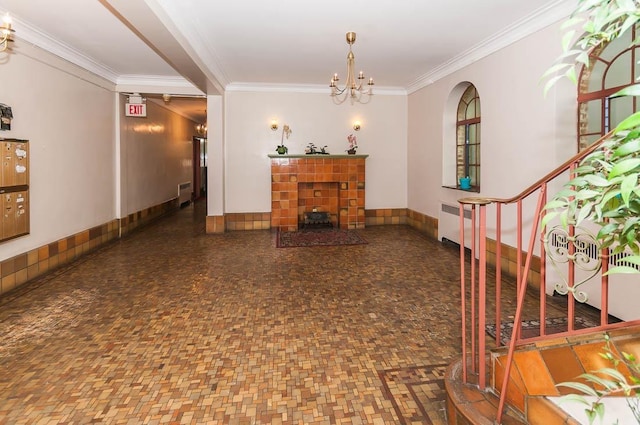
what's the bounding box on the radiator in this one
[178,181,191,206]
[438,202,472,248]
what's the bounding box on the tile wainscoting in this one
[0,198,178,297]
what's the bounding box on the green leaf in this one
[612,84,640,98]
[593,401,606,422]
[544,74,566,96]
[605,265,640,275]
[620,174,638,205]
[582,373,618,390]
[558,393,591,405]
[575,189,601,200]
[615,111,640,132]
[541,62,573,79]
[562,29,577,51]
[541,211,559,229]
[597,222,620,239]
[613,138,640,157]
[544,200,569,210]
[577,203,593,225]
[582,174,612,187]
[608,158,640,179]
[556,381,599,396]
[597,367,628,383]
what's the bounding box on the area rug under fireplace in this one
[485,316,597,345]
[276,228,368,248]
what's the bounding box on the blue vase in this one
[459,177,471,190]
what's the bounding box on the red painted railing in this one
[457,132,640,423]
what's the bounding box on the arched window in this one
[578,26,639,150]
[456,85,481,190]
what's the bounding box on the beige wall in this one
[407,20,576,221]
[223,90,408,213]
[0,40,116,260]
[0,39,197,262]
[118,96,195,216]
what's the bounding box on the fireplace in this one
[269,155,367,231]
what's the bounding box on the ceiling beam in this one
[99,0,223,95]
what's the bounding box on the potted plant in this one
[276,124,291,155]
[346,133,357,154]
[542,0,640,422]
[543,0,640,274]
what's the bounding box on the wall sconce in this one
[0,13,14,52]
[270,120,278,131]
[353,121,361,131]
[196,123,207,136]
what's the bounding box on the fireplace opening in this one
[298,182,339,229]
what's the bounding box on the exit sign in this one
[125,103,147,117]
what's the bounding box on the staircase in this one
[445,132,640,424]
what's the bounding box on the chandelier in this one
[329,32,374,104]
[0,13,14,52]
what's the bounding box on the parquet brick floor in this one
[0,201,587,424]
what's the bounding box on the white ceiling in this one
[0,0,574,123]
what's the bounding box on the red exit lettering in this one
[125,103,147,117]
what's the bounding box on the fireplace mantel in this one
[268,154,369,159]
[270,155,367,231]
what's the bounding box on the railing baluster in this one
[495,204,502,346]
[478,204,487,389]
[540,185,547,336]
[470,205,477,374]
[601,246,609,326]
[459,204,467,383]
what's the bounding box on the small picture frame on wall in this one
[0,104,13,131]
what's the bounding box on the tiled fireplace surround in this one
[269,155,367,232]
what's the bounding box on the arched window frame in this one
[456,85,481,191]
[578,26,639,150]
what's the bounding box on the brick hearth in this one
[269,155,367,231]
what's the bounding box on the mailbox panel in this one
[0,139,30,242]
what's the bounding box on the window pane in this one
[457,145,465,162]
[579,134,601,150]
[467,145,474,165]
[469,145,479,165]
[584,100,602,134]
[587,60,606,93]
[600,28,631,61]
[610,95,634,129]
[457,102,466,120]
[605,51,632,88]
[635,47,640,82]
[469,166,477,185]
[466,102,475,119]
[467,124,477,143]
[457,125,466,143]
[457,166,465,180]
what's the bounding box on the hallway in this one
[0,203,465,424]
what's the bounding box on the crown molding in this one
[116,75,204,95]
[406,0,575,94]
[5,10,120,84]
[226,82,407,95]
